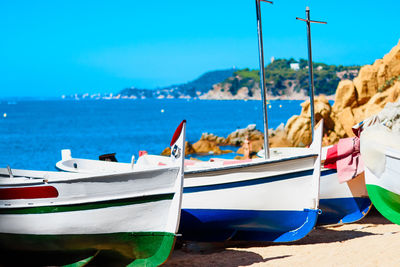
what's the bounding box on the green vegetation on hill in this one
[118,59,360,99]
[120,69,235,98]
[222,58,359,96]
[177,69,236,95]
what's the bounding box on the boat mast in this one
[296,7,326,139]
[255,0,272,159]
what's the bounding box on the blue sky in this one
[0,0,399,97]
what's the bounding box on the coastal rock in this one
[200,81,262,100]
[160,147,170,156]
[353,65,379,105]
[285,95,333,146]
[172,41,400,157]
[235,87,251,99]
[269,129,293,147]
[199,133,226,145]
[360,82,400,118]
[334,107,356,137]
[236,126,293,156]
[377,100,400,132]
[161,141,196,156]
[225,124,264,146]
[352,39,400,106]
[318,40,400,142]
[285,115,312,147]
[199,83,234,100]
[192,140,233,155]
[333,80,358,112]
[380,40,400,81]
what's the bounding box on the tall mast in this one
[296,7,326,139]
[255,0,272,159]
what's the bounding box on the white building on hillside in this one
[290,63,300,71]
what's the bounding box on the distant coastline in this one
[2,59,355,102]
[1,93,335,102]
[57,59,357,102]
[58,93,335,101]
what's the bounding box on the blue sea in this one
[0,99,305,171]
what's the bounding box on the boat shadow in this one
[166,206,394,266]
[165,227,376,267]
[176,227,376,253]
[164,247,291,267]
[355,205,393,225]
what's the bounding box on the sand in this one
[164,208,400,267]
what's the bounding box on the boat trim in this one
[0,193,174,214]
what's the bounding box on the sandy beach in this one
[164,208,400,266]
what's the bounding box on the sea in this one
[0,99,306,171]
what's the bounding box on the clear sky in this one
[0,0,399,97]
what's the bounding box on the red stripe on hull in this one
[0,186,59,200]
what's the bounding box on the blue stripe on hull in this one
[178,208,318,242]
[321,168,337,176]
[317,197,371,225]
[184,169,314,193]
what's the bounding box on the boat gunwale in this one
[185,153,318,175]
[0,166,180,186]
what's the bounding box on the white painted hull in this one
[267,146,370,225]
[0,120,187,266]
[363,147,400,194]
[178,154,321,242]
[56,146,322,242]
[1,198,175,235]
[0,166,183,265]
[0,167,181,234]
[362,145,400,225]
[54,121,324,241]
[183,156,317,211]
[57,147,321,213]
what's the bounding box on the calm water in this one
[0,99,304,170]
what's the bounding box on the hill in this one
[200,59,360,100]
[119,69,235,99]
[118,59,359,100]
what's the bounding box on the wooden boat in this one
[171,124,322,242]
[0,121,186,266]
[56,1,327,243]
[258,146,371,225]
[57,121,324,242]
[361,124,400,225]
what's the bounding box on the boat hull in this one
[365,161,400,225]
[266,147,371,225]
[318,169,371,225]
[0,232,175,266]
[180,208,318,242]
[179,155,320,242]
[360,123,400,225]
[0,167,182,266]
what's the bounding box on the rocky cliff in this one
[286,40,400,146]
[165,40,400,157]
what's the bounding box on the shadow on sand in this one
[165,206,396,266]
[355,205,393,225]
[163,248,291,267]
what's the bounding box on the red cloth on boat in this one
[338,137,364,183]
[324,144,338,169]
[324,137,364,183]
